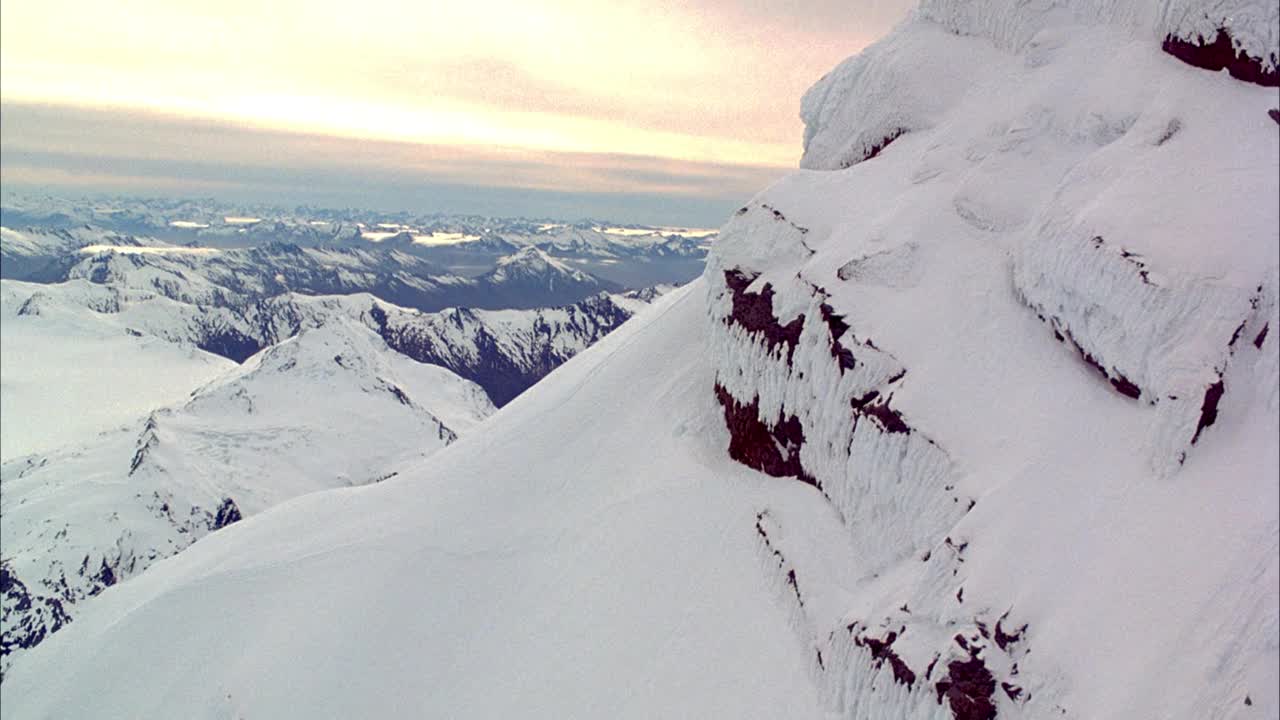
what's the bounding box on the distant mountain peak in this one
[486,246,595,286]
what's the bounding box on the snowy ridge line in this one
[915,0,1278,67]
[802,0,1278,170]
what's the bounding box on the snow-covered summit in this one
[801,0,1277,171]
[472,246,619,308]
[488,245,588,282]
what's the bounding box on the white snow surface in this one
[801,0,1278,171]
[0,299,495,678]
[0,282,233,461]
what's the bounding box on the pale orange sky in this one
[0,0,911,222]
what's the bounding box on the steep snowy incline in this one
[1,284,831,719]
[1,319,495,678]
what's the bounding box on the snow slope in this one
[1,285,831,719]
[1,318,494,678]
[0,283,233,462]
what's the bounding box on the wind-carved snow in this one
[801,0,1278,171]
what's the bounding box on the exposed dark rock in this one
[1002,682,1024,701]
[1190,374,1225,445]
[211,498,243,530]
[842,129,907,168]
[851,627,917,687]
[1230,320,1248,347]
[851,390,912,434]
[1255,323,1269,349]
[1162,29,1278,87]
[1109,374,1142,400]
[864,130,906,161]
[785,569,804,607]
[1043,314,1146,402]
[196,326,263,363]
[819,303,857,370]
[935,655,998,720]
[1,561,73,676]
[1269,109,1279,125]
[758,204,811,235]
[368,303,389,331]
[722,270,804,359]
[94,559,117,590]
[128,425,159,476]
[993,615,1027,651]
[383,382,413,406]
[715,384,818,488]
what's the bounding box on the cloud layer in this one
[1,0,913,222]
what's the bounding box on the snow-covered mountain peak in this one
[489,245,587,282]
[201,318,497,436]
[0,296,497,678]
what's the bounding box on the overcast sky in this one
[0,0,911,225]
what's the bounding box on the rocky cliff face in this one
[711,1,1278,716]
